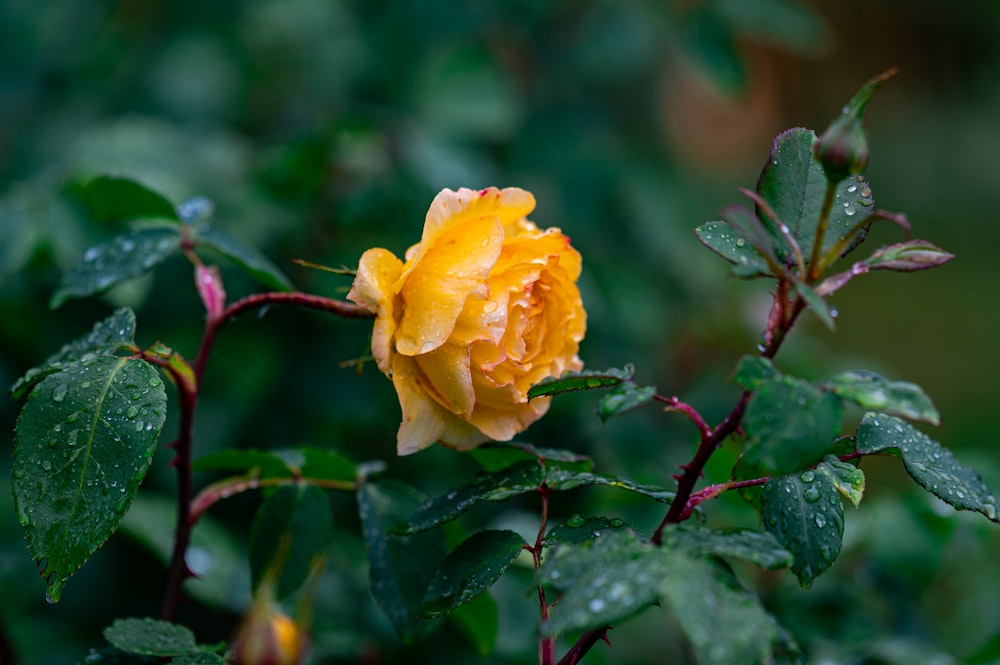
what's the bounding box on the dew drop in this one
[814,514,826,528]
[860,187,872,198]
[799,471,815,483]
[483,301,499,314]
[126,405,139,419]
[609,518,625,528]
[803,487,821,503]
[588,598,606,613]
[846,184,858,193]
[52,384,68,402]
[566,514,586,528]
[735,238,746,247]
[844,205,856,217]
[83,247,100,262]
[134,420,145,432]
[148,376,162,387]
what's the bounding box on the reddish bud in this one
[196,264,227,320]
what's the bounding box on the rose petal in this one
[414,343,476,416]
[347,248,404,374]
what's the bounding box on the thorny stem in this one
[533,486,555,665]
[159,291,373,621]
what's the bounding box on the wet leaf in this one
[761,470,845,587]
[250,484,332,598]
[467,442,592,473]
[659,551,794,665]
[421,529,525,618]
[694,219,771,278]
[659,524,793,570]
[10,308,137,399]
[191,224,292,291]
[51,227,183,308]
[730,355,780,391]
[546,516,636,546]
[358,479,445,640]
[395,461,544,534]
[742,376,843,475]
[794,281,836,330]
[528,365,634,399]
[597,382,656,422]
[855,413,998,521]
[826,370,940,425]
[103,618,195,657]
[544,469,676,504]
[13,355,167,602]
[756,128,875,265]
[816,455,865,508]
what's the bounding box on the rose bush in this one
[348,187,586,455]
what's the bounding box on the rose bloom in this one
[348,187,586,455]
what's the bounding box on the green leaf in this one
[855,413,998,521]
[794,281,836,330]
[395,461,544,534]
[249,484,332,598]
[192,449,297,478]
[358,479,446,641]
[544,469,676,504]
[541,531,663,634]
[597,382,656,422]
[449,590,499,657]
[300,447,357,483]
[816,455,865,508]
[51,227,184,308]
[730,355,780,391]
[546,516,636,546]
[756,128,875,264]
[191,224,292,291]
[10,308,137,399]
[528,365,635,399]
[659,524,793,570]
[659,551,794,665]
[826,370,940,425]
[694,219,771,278]
[741,376,843,475]
[103,618,195,657]
[761,469,845,586]
[79,176,179,224]
[421,529,525,618]
[12,355,167,602]
[467,442,592,473]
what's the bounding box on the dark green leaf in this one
[756,128,875,265]
[449,590,499,657]
[544,469,676,504]
[528,365,634,399]
[694,220,771,278]
[358,479,446,640]
[816,455,865,508]
[10,308,137,399]
[730,355,780,391]
[192,449,296,479]
[541,531,663,634]
[192,224,292,291]
[301,447,357,483]
[546,516,635,546]
[856,413,998,521]
[51,227,183,308]
[826,370,940,425]
[761,470,845,586]
[13,356,167,602]
[597,382,656,422]
[794,281,836,330]
[79,176,179,224]
[467,441,592,473]
[742,376,843,475]
[659,551,793,665]
[659,524,793,570]
[103,618,195,657]
[250,484,332,598]
[396,461,544,534]
[421,529,525,618]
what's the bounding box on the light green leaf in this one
[597,382,657,422]
[13,355,167,602]
[856,413,998,521]
[421,529,525,618]
[51,227,183,308]
[826,370,940,425]
[103,618,195,657]
[761,469,845,586]
[816,455,865,508]
[249,484,332,598]
[10,308,137,399]
[78,176,179,224]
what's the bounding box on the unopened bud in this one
[230,600,308,665]
[813,69,898,183]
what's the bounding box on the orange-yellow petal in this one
[347,248,404,374]
[414,343,475,416]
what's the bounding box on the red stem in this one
[159,291,373,620]
[534,486,555,665]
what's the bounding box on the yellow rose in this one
[348,187,586,455]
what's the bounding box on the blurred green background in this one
[2,1,999,663]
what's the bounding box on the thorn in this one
[167,456,180,469]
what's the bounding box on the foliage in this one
[2,3,1000,665]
